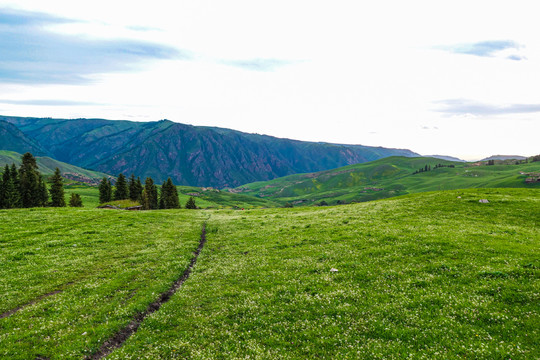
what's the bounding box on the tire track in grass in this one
[0,282,74,319]
[88,223,208,360]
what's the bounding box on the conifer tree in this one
[49,168,66,207]
[9,163,20,207]
[141,188,150,210]
[98,177,112,204]
[1,165,18,209]
[38,175,49,206]
[0,165,6,208]
[135,177,143,201]
[185,196,197,209]
[142,177,158,210]
[69,193,83,207]
[114,173,129,200]
[159,187,165,209]
[19,152,41,207]
[128,174,143,201]
[160,178,180,209]
[168,178,180,209]
[107,179,113,202]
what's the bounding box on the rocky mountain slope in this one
[0,116,419,187]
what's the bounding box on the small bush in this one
[69,193,83,207]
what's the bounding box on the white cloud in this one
[0,0,539,159]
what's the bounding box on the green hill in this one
[233,156,540,205]
[0,150,110,185]
[1,188,538,358]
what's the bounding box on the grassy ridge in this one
[234,156,540,205]
[0,208,206,359]
[110,188,539,359]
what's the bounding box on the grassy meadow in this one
[235,156,540,206]
[0,208,207,358]
[1,188,538,359]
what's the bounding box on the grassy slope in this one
[0,208,207,359]
[1,189,538,359]
[176,186,277,209]
[0,150,109,184]
[110,188,538,359]
[234,156,540,205]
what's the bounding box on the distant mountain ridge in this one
[481,155,527,161]
[423,154,466,162]
[0,120,49,156]
[0,115,419,187]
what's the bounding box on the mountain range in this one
[0,116,418,187]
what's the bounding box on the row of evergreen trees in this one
[0,152,82,209]
[412,163,455,175]
[98,174,196,210]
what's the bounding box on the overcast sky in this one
[0,1,539,160]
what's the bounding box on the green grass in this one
[1,188,538,359]
[98,199,141,208]
[0,208,207,359]
[109,188,539,359]
[176,186,278,209]
[234,156,540,206]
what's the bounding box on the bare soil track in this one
[88,223,208,359]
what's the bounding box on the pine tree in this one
[49,168,66,207]
[159,187,165,209]
[114,173,129,200]
[128,174,142,201]
[166,178,180,209]
[107,179,113,202]
[141,189,150,210]
[0,165,6,209]
[160,178,180,209]
[9,164,20,207]
[69,193,83,207]
[185,196,197,209]
[143,177,158,210]
[2,165,19,209]
[38,175,49,206]
[99,177,112,204]
[19,152,41,207]
[134,177,143,202]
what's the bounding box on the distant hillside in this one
[481,155,527,161]
[0,115,419,187]
[423,154,465,162]
[0,120,49,156]
[0,150,110,185]
[233,156,540,205]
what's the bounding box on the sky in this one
[0,1,539,160]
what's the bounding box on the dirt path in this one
[88,223,208,359]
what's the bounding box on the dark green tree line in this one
[0,152,73,209]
